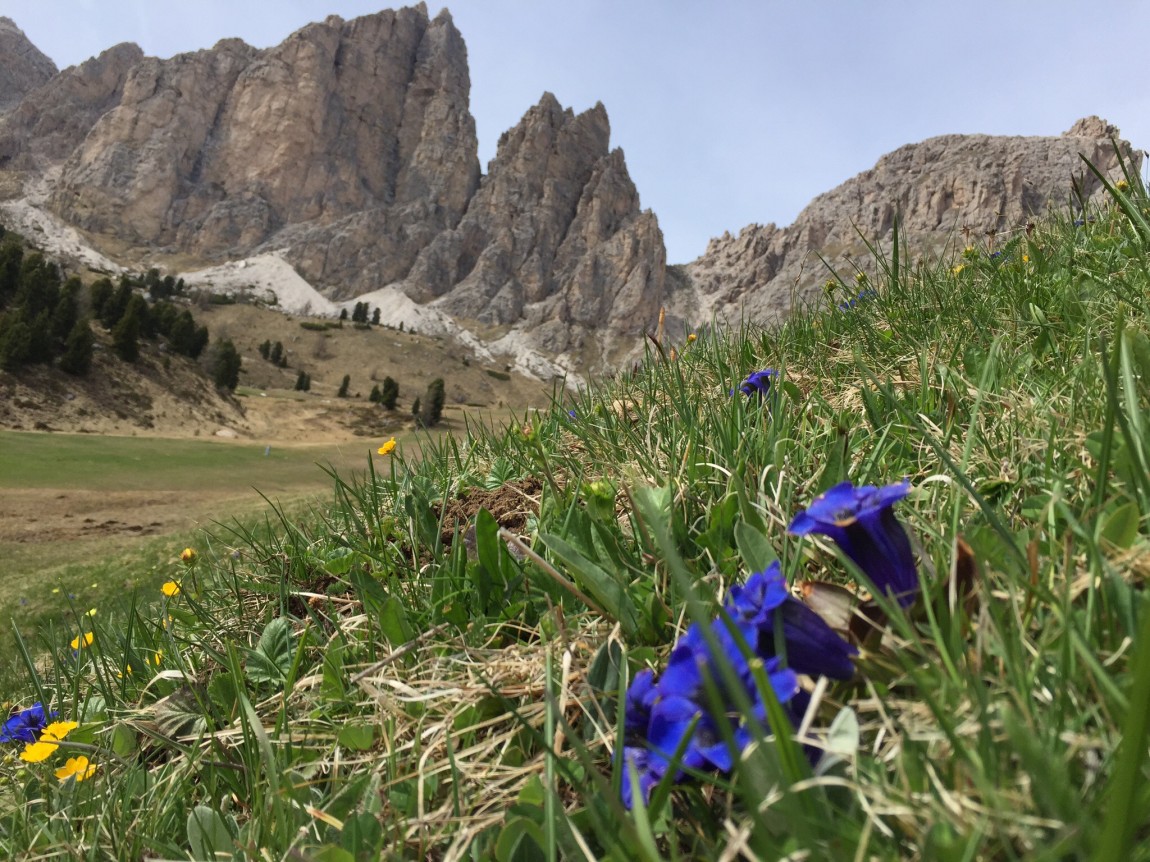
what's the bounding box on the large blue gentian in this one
[789,480,919,606]
[0,702,54,743]
[724,563,857,680]
[738,368,778,399]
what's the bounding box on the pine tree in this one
[169,310,196,356]
[100,281,132,329]
[294,370,308,391]
[258,340,271,360]
[371,307,381,326]
[59,318,94,376]
[88,278,114,320]
[50,277,81,347]
[269,340,283,365]
[0,314,31,371]
[420,377,446,427]
[190,325,210,359]
[212,339,242,390]
[337,374,351,397]
[302,372,311,392]
[111,300,141,362]
[411,397,420,418]
[380,376,398,409]
[369,383,381,403]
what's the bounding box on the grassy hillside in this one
[2,169,1150,860]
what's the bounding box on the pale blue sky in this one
[5,1,1149,263]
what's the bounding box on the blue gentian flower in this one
[0,702,54,743]
[725,563,857,680]
[789,480,919,606]
[618,610,801,808]
[738,368,778,399]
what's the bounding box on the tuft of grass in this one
[3,172,1150,860]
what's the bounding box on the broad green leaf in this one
[187,805,236,861]
[539,532,641,638]
[734,521,777,574]
[245,616,294,687]
[337,723,376,751]
[1101,502,1141,550]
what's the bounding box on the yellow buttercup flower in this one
[20,721,78,763]
[1116,179,1130,192]
[161,581,181,597]
[55,756,97,782]
[70,632,94,651]
[951,264,965,276]
[686,333,697,343]
[180,548,197,564]
[377,438,397,456]
[1022,254,1030,263]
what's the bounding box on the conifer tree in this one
[211,339,242,390]
[369,383,381,403]
[258,340,271,360]
[59,318,94,376]
[337,374,351,397]
[420,377,446,427]
[371,307,381,326]
[380,376,398,409]
[111,300,141,362]
[0,314,31,371]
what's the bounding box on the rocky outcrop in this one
[688,117,1140,324]
[0,18,56,114]
[0,42,144,171]
[49,5,479,271]
[403,93,665,363]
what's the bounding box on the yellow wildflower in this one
[686,333,697,343]
[854,272,868,285]
[70,632,94,651]
[951,264,965,276]
[161,581,181,597]
[55,756,97,782]
[180,548,197,564]
[1117,179,1130,192]
[377,438,397,457]
[1022,254,1030,263]
[20,721,78,763]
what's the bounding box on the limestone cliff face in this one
[0,42,144,171]
[404,93,665,362]
[0,18,57,114]
[49,5,479,270]
[688,117,1140,324]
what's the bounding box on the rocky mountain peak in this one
[686,118,1140,326]
[0,17,58,113]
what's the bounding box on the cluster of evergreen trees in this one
[0,225,239,390]
[258,339,288,367]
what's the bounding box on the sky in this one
[5,1,1150,263]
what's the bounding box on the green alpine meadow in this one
[3,168,1150,860]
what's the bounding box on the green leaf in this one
[340,811,383,860]
[312,847,356,862]
[539,532,642,638]
[376,594,415,645]
[245,616,295,687]
[494,816,547,862]
[187,805,237,861]
[323,547,360,575]
[110,722,137,758]
[1101,502,1141,550]
[734,521,777,574]
[337,723,376,751]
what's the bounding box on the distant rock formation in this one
[0,18,57,114]
[0,42,143,170]
[688,116,1140,325]
[0,3,1140,376]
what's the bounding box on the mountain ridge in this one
[0,6,1139,378]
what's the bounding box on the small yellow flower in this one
[1022,254,1030,263]
[854,272,868,285]
[951,264,965,276]
[686,333,697,343]
[21,739,59,762]
[962,245,979,260]
[70,632,94,651]
[149,649,164,666]
[161,581,181,597]
[86,608,97,617]
[55,756,97,782]
[180,548,197,564]
[20,720,78,763]
[43,721,78,739]
[1116,179,1130,192]
[377,438,397,456]
[117,664,132,679]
